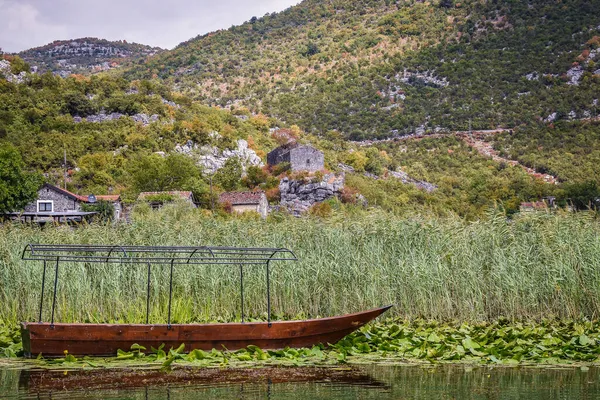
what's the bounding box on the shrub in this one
[309,202,332,218]
[340,187,360,204]
[265,187,281,202]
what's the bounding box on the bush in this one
[265,187,281,202]
[340,187,360,204]
[309,202,332,218]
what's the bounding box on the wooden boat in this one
[21,305,391,357]
[20,244,392,357]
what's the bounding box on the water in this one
[1,364,599,399]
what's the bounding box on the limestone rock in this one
[387,169,437,193]
[279,173,345,215]
[176,139,263,174]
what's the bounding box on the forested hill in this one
[125,0,600,139]
[19,38,163,77]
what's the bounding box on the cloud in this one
[1,1,69,52]
[0,0,300,53]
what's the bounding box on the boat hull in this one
[21,306,392,357]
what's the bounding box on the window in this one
[37,201,53,212]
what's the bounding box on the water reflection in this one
[1,364,600,399]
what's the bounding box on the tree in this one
[562,181,600,210]
[62,91,97,116]
[214,157,242,191]
[127,153,202,193]
[81,200,115,222]
[0,144,41,213]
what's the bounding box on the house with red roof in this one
[218,191,268,218]
[8,183,123,223]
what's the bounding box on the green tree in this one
[81,200,115,222]
[214,157,242,191]
[127,153,202,193]
[0,144,41,213]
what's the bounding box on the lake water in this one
[1,364,599,399]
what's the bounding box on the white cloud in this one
[0,0,300,53]
[1,1,69,52]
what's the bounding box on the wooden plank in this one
[21,305,392,357]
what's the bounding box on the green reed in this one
[1,205,600,325]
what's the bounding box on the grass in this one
[1,205,600,325]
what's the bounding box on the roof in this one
[268,143,322,156]
[42,183,120,203]
[137,191,194,201]
[95,195,121,202]
[219,191,265,205]
[520,201,548,209]
[42,183,88,202]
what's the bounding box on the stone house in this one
[218,191,268,218]
[11,183,123,222]
[519,201,548,212]
[267,143,324,172]
[137,191,196,209]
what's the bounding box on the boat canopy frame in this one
[22,244,298,328]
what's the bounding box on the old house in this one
[267,143,324,172]
[137,191,196,209]
[218,191,268,218]
[520,201,549,212]
[6,183,122,223]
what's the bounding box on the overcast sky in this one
[1,0,300,53]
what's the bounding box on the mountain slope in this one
[126,0,600,139]
[19,38,163,77]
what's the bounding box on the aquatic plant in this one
[5,319,600,367]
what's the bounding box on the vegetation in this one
[495,120,600,186]
[125,0,600,139]
[18,37,164,75]
[3,56,583,218]
[5,318,600,366]
[1,208,600,327]
[0,144,41,213]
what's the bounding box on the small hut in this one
[218,191,268,218]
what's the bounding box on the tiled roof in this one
[520,201,547,209]
[219,191,265,205]
[43,183,88,202]
[138,191,193,200]
[95,195,121,202]
[43,184,121,203]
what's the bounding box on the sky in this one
[0,0,301,53]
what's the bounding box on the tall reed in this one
[1,206,599,325]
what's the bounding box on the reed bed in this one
[1,206,600,325]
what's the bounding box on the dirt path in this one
[459,133,558,184]
[353,129,559,184]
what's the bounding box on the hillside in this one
[125,0,600,140]
[3,0,600,218]
[0,58,564,218]
[19,38,163,77]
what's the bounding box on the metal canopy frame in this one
[22,244,298,328]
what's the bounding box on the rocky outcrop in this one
[0,60,28,84]
[175,139,263,174]
[387,170,438,192]
[279,173,345,214]
[73,112,159,126]
[337,163,437,193]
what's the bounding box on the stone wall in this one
[267,144,324,172]
[289,146,324,172]
[279,173,344,214]
[23,187,80,213]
